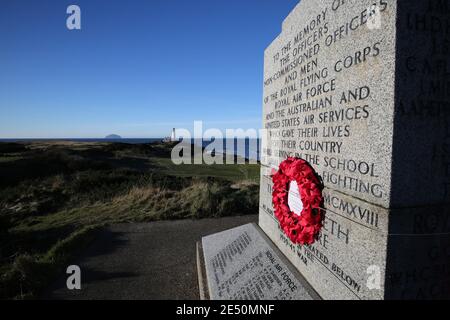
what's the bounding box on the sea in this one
[0,138,261,161]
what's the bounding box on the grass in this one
[0,141,260,299]
[1,226,100,300]
[0,155,23,163]
[151,157,260,182]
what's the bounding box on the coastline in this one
[0,138,262,161]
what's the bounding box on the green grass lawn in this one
[152,157,260,182]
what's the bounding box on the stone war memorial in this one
[198,0,450,300]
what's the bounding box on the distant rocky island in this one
[105,134,122,139]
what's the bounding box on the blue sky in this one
[0,0,299,138]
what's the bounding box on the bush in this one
[0,226,99,300]
[186,182,224,219]
[0,254,52,299]
[0,214,11,262]
[0,143,27,154]
[176,181,259,219]
[0,214,10,234]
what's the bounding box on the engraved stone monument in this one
[198,224,319,300]
[199,0,450,300]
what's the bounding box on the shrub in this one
[0,254,51,300]
[0,226,99,300]
[0,143,27,154]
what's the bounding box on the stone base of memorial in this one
[197,223,321,300]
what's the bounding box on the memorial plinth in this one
[197,223,319,300]
[198,0,450,300]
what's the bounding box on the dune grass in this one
[0,141,260,299]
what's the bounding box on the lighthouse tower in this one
[170,128,176,142]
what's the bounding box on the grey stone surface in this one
[390,0,450,207]
[260,174,388,300]
[196,241,210,300]
[201,223,319,300]
[385,206,450,299]
[262,0,396,208]
[259,0,450,300]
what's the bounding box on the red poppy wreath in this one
[272,157,323,245]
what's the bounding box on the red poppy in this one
[272,157,323,245]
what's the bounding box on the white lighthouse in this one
[170,128,176,142]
